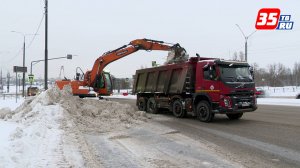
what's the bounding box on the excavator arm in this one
[56,38,186,97]
[84,38,186,88]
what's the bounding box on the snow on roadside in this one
[0,85,148,167]
[257,98,300,107]
[259,86,300,97]
[0,97,24,111]
[103,94,137,100]
[0,88,89,167]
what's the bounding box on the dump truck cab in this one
[194,58,257,115]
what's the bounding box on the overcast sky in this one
[0,0,299,79]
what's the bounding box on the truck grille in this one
[231,95,254,109]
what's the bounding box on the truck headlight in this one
[224,97,232,107]
[224,99,229,107]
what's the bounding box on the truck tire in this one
[172,100,186,118]
[137,97,147,111]
[147,98,158,114]
[226,113,243,120]
[196,101,214,122]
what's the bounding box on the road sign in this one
[13,66,27,73]
[28,74,34,83]
[67,54,72,59]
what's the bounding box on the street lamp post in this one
[11,31,38,97]
[18,74,21,93]
[45,0,48,90]
[29,54,75,87]
[235,24,257,62]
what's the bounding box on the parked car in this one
[255,87,266,98]
[27,87,40,96]
[296,93,300,99]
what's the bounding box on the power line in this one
[4,47,23,65]
[27,14,45,49]
[3,13,45,69]
[248,42,300,53]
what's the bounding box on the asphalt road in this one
[110,98,300,168]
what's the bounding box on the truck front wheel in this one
[137,97,147,111]
[147,98,158,114]
[226,113,243,120]
[172,100,186,118]
[196,101,214,122]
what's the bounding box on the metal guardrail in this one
[0,93,23,100]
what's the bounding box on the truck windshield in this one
[219,65,253,82]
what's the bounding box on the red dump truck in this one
[133,57,257,122]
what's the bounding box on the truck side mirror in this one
[208,66,218,80]
[209,68,214,80]
[249,66,254,79]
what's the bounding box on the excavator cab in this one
[94,72,113,96]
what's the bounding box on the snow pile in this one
[0,85,148,167]
[42,85,148,133]
[0,108,11,119]
[0,87,94,167]
[63,98,148,133]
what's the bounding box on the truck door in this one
[202,64,220,102]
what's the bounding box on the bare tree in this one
[293,62,300,86]
[239,51,245,62]
[252,62,300,87]
[232,52,238,61]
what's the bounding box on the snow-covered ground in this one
[0,97,24,110]
[0,86,147,167]
[0,85,299,167]
[104,94,136,99]
[260,86,300,97]
[257,98,300,107]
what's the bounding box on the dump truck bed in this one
[133,62,196,94]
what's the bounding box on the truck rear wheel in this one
[196,101,214,122]
[137,97,147,111]
[172,100,186,118]
[147,98,158,114]
[226,113,243,120]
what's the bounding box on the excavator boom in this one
[56,38,187,97]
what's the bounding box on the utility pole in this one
[11,31,29,97]
[22,35,25,96]
[0,69,2,90]
[235,24,256,62]
[44,0,48,90]
[7,72,10,93]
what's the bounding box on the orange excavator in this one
[56,38,186,98]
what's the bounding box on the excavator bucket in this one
[166,45,188,64]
